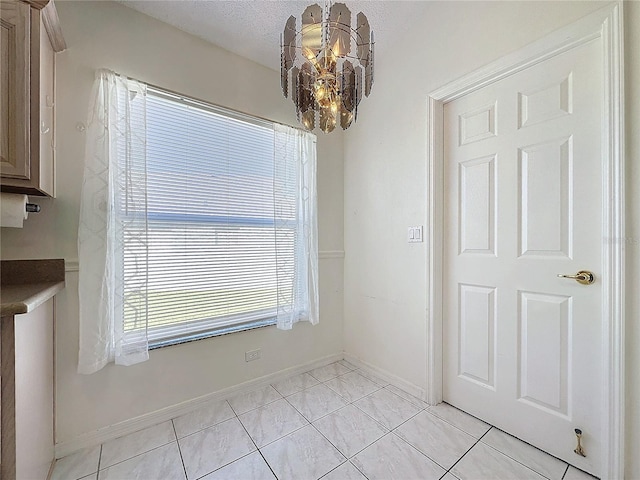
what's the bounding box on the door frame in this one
[425,3,625,478]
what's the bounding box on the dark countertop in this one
[0,259,65,316]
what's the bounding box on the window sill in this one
[148,317,277,350]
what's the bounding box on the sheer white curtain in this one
[77,69,149,374]
[273,124,318,330]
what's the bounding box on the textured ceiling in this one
[118,1,411,71]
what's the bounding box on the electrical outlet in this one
[245,349,261,362]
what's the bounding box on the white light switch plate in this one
[408,226,423,243]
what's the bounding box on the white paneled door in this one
[443,38,602,475]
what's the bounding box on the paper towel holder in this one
[26,203,40,213]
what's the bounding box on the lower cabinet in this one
[1,298,55,479]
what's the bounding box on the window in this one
[123,87,316,347]
[79,71,317,372]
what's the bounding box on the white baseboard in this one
[54,352,342,459]
[342,353,427,402]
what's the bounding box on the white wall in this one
[342,1,640,477]
[0,1,344,447]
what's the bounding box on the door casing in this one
[425,3,625,478]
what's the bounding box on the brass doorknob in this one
[557,270,595,285]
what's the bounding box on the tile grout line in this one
[348,459,372,480]
[306,365,353,384]
[169,399,227,439]
[336,428,389,462]
[261,367,390,479]
[408,404,507,466]
[175,395,282,441]
[423,404,560,475]
[256,448,280,480]
[227,387,284,417]
[426,405,491,437]
[269,368,380,478]
[349,390,425,433]
[479,433,564,480]
[280,377,355,424]
[317,456,371,480]
[316,461,347,480]
[188,398,264,479]
[444,424,493,476]
[281,392,318,424]
[310,372,429,479]
[171,419,189,480]
[174,408,235,442]
[561,463,570,479]
[254,422,310,451]
[321,375,384,402]
[387,429,450,473]
[387,408,463,473]
[384,384,430,409]
[94,444,103,479]
[340,399,391,432]
[305,374,375,480]
[350,382,425,433]
[271,375,320,397]
[283,387,365,434]
[187,407,274,480]
[235,412,280,480]
[228,396,313,456]
[324,390,383,409]
[479,424,572,479]
[286,381,382,427]
[192,451,257,480]
[392,406,429,431]
[304,421,348,476]
[428,400,582,479]
[90,439,179,474]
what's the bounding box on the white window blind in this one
[124,88,294,346]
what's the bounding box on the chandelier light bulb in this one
[280,1,375,133]
[303,47,316,61]
[315,83,326,100]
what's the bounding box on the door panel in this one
[459,155,496,255]
[519,137,572,257]
[517,290,571,416]
[458,283,496,388]
[443,38,602,475]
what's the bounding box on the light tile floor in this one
[51,360,598,480]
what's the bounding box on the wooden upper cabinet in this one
[0,0,65,197]
[0,1,30,181]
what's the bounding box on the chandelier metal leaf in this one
[281,2,374,133]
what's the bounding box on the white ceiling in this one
[118,1,414,71]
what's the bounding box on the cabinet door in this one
[0,1,31,180]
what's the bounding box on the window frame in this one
[132,86,292,349]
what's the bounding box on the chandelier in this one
[281,2,374,133]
